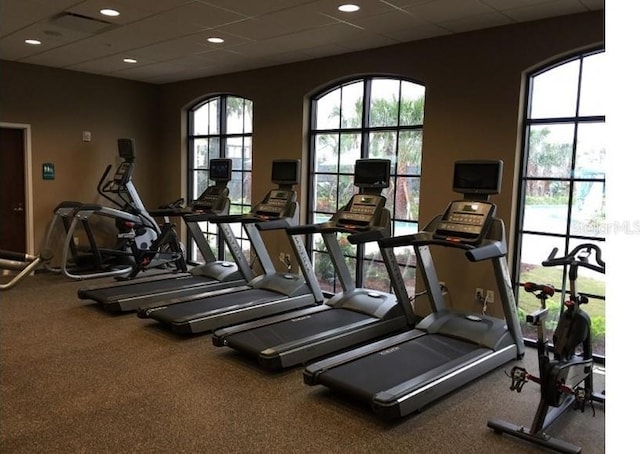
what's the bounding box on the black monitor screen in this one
[452,160,503,195]
[209,158,232,182]
[272,159,300,185]
[117,138,136,161]
[354,159,390,189]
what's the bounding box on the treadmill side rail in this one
[373,345,518,420]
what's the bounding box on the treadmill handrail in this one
[210,213,289,225]
[346,227,386,244]
[208,213,250,224]
[255,218,296,231]
[181,211,225,222]
[378,232,429,249]
[410,237,506,262]
[286,222,385,243]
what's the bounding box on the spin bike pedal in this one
[508,366,528,392]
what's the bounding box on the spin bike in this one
[488,243,605,454]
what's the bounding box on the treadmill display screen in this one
[452,160,503,195]
[354,159,391,189]
[272,160,300,185]
[209,159,232,182]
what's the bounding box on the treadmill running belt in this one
[318,335,479,401]
[150,288,278,324]
[84,275,214,302]
[226,309,374,355]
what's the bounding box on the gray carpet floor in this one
[1,272,605,453]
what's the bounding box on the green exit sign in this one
[42,163,55,180]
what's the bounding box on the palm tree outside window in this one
[309,77,426,296]
[513,48,606,360]
[187,95,253,263]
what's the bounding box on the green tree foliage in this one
[315,83,424,221]
[526,127,572,197]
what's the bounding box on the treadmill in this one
[212,159,416,370]
[303,160,525,420]
[138,159,325,335]
[77,159,253,313]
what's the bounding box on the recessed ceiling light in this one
[123,58,137,64]
[100,8,120,17]
[25,39,42,45]
[338,4,360,12]
[207,37,224,44]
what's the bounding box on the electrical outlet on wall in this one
[485,290,495,303]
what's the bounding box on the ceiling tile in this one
[344,8,426,33]
[0,0,604,83]
[440,11,514,33]
[196,0,318,17]
[381,23,450,42]
[126,35,213,61]
[0,0,80,36]
[406,0,496,23]
[214,18,291,41]
[501,0,589,22]
[479,0,557,10]
[308,0,400,17]
[64,0,165,24]
[0,22,91,61]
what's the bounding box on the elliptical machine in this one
[44,138,186,281]
[488,243,605,453]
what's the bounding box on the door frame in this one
[1,122,34,254]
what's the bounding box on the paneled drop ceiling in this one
[0,0,604,84]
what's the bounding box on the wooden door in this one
[0,127,26,253]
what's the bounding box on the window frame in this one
[512,47,606,361]
[186,94,253,264]
[308,76,426,294]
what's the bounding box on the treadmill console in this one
[434,200,496,244]
[254,189,295,219]
[335,194,386,231]
[191,186,229,212]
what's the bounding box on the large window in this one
[187,95,253,263]
[514,49,605,358]
[309,77,426,296]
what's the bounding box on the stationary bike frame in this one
[488,243,605,454]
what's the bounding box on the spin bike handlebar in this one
[542,243,605,275]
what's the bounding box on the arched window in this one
[187,95,253,263]
[514,49,605,358]
[309,77,426,295]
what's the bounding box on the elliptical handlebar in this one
[97,164,113,196]
[542,243,605,275]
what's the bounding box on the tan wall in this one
[158,11,603,315]
[0,62,161,254]
[0,11,603,314]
